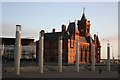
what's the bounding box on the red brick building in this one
[36,12,101,64]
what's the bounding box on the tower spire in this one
[83,7,85,14]
[97,32,98,36]
[81,7,86,20]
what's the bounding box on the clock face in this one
[80,28,85,36]
[67,31,70,35]
[81,28,84,32]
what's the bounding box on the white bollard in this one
[38,30,44,73]
[14,25,21,75]
[107,43,110,72]
[76,42,79,72]
[91,44,95,71]
[1,44,4,56]
[58,36,62,72]
[91,38,95,72]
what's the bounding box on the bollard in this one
[76,42,79,72]
[1,44,4,56]
[14,25,21,75]
[91,36,95,72]
[58,36,62,72]
[107,43,110,72]
[38,30,44,73]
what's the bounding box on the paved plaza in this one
[2,67,119,78]
[1,61,119,79]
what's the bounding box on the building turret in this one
[78,8,91,37]
[52,28,55,33]
[61,24,66,33]
[94,34,97,44]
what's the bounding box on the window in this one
[87,47,89,51]
[70,56,72,60]
[98,50,99,53]
[87,29,89,33]
[70,56,74,60]
[81,49,83,62]
[72,49,74,54]
[70,40,74,48]
[70,49,74,54]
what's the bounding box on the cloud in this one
[2,23,16,38]
[100,35,118,44]
[2,0,119,2]
[1,23,119,59]
[22,26,40,41]
[1,23,40,41]
[100,35,118,59]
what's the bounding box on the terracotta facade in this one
[36,12,101,64]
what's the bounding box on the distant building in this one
[0,37,35,60]
[36,12,101,64]
[100,59,120,64]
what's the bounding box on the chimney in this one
[94,34,97,44]
[52,28,55,33]
[88,20,90,23]
[61,24,66,33]
[40,30,45,37]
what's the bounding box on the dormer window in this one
[81,29,84,32]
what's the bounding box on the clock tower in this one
[77,8,90,37]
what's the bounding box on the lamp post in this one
[103,39,110,72]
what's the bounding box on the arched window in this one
[84,49,86,62]
[87,29,89,33]
[81,48,83,62]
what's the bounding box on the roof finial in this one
[74,20,76,23]
[69,20,70,23]
[83,7,86,14]
[97,32,98,36]
[81,7,86,20]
